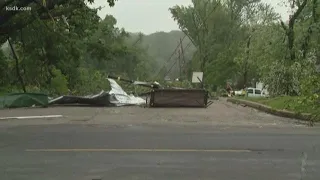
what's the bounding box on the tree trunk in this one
[281,0,307,62]
[301,0,318,59]
[243,32,252,88]
[7,37,26,93]
[280,0,308,95]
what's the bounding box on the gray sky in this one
[89,0,290,35]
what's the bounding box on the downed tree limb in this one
[7,37,27,93]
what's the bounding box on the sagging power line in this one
[157,2,220,80]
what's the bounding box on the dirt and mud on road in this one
[0,98,309,128]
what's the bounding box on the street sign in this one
[192,72,203,83]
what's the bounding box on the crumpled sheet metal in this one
[49,78,146,107]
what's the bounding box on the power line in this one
[164,41,194,77]
[156,1,220,79]
[154,35,187,78]
[166,35,187,64]
[163,41,193,77]
[163,57,178,78]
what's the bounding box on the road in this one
[0,100,320,180]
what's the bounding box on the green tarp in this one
[0,93,48,108]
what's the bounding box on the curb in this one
[226,98,312,121]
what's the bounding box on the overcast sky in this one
[89,0,290,35]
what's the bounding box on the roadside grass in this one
[236,96,320,115]
[0,89,8,96]
[235,95,320,124]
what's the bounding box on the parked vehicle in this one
[246,88,262,97]
[234,89,246,96]
[256,82,269,97]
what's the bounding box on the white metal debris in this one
[107,78,146,106]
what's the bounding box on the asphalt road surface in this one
[0,100,320,180]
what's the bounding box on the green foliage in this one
[162,80,193,89]
[169,0,276,86]
[72,68,110,95]
[0,0,156,98]
[0,50,9,86]
[49,68,69,96]
[168,0,320,117]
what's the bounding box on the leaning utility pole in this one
[178,48,181,78]
[179,37,185,79]
[155,36,186,79]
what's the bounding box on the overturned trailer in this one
[107,75,212,108]
[149,88,209,108]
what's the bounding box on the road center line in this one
[25,149,251,153]
[0,115,63,120]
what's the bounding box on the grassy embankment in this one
[236,96,320,116]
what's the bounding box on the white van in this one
[246,88,262,97]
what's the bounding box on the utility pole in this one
[178,47,181,78]
[179,37,185,80]
[155,36,186,79]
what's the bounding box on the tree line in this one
[0,0,158,96]
[170,0,319,100]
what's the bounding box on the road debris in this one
[107,75,212,108]
[49,78,145,107]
